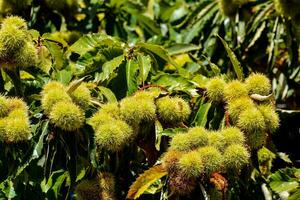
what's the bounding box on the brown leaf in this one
[126,165,167,199]
[210,172,228,191]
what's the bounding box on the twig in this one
[199,183,209,200]
[225,111,230,127]
[138,84,168,92]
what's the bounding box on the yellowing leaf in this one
[20,71,35,80]
[126,165,167,199]
[37,46,52,74]
[165,54,191,70]
[75,14,86,21]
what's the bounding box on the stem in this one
[4,67,24,97]
[179,122,188,128]
[114,151,120,174]
[225,111,230,127]
[138,84,167,92]
[199,183,209,200]
[68,132,77,192]
[0,69,4,92]
[137,130,159,166]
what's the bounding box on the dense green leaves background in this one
[0,0,299,199]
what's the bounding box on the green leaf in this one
[98,86,118,103]
[14,121,49,178]
[155,120,163,151]
[145,0,155,19]
[32,121,49,159]
[138,43,179,69]
[52,171,70,199]
[40,178,50,193]
[127,165,167,199]
[0,180,16,199]
[267,17,280,69]
[288,190,300,200]
[269,168,300,194]
[218,36,244,80]
[67,77,87,94]
[137,54,152,85]
[160,128,188,137]
[151,73,198,96]
[207,59,221,76]
[192,74,209,89]
[270,181,299,193]
[183,2,218,43]
[6,181,16,199]
[75,168,86,182]
[44,41,66,70]
[167,44,200,56]
[192,98,212,127]
[237,21,246,44]
[249,2,272,32]
[56,70,72,84]
[126,59,139,95]
[203,22,220,57]
[270,168,300,181]
[42,33,68,48]
[247,22,266,49]
[69,33,122,56]
[28,29,40,39]
[73,45,123,76]
[41,170,64,193]
[144,179,164,195]
[98,54,125,82]
[135,14,161,35]
[159,1,179,21]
